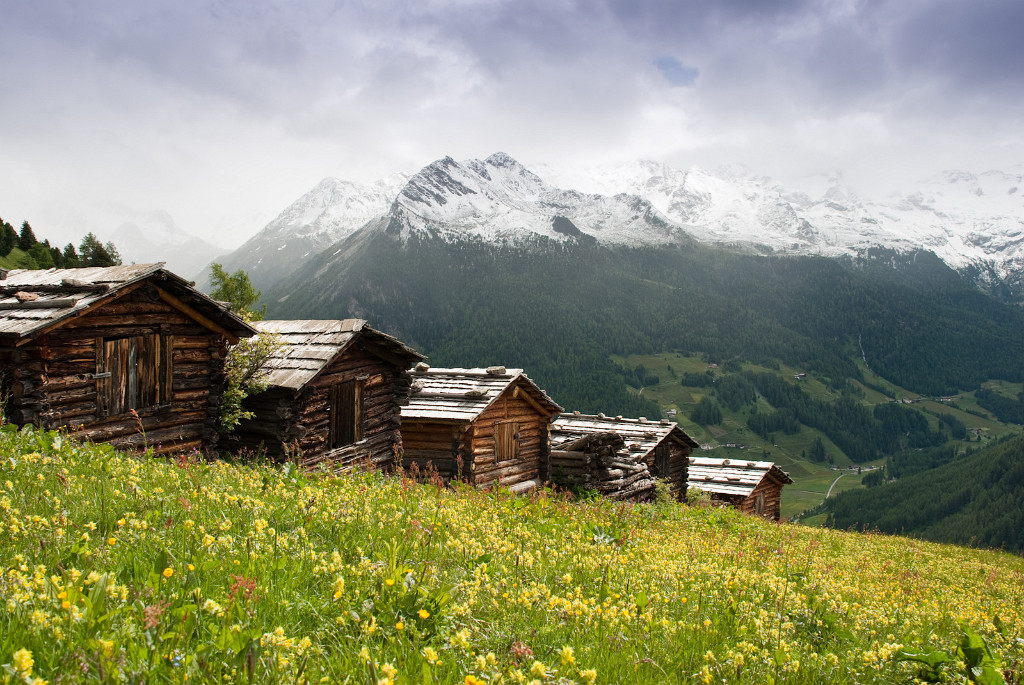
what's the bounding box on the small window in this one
[329,380,363,448]
[96,334,172,417]
[494,421,520,463]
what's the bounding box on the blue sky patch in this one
[654,56,699,86]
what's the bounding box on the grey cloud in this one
[885,0,1024,93]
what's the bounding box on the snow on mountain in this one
[25,200,227,278]
[205,173,407,289]
[383,152,683,245]
[215,152,1024,293]
[109,211,227,279]
[261,174,407,244]
[536,160,1024,277]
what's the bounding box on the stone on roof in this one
[687,456,793,497]
[0,264,255,340]
[401,367,561,422]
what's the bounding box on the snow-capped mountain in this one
[215,153,684,290]
[536,160,1024,279]
[381,152,683,245]
[213,152,1024,294]
[22,200,227,278]
[206,173,407,290]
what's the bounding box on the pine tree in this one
[62,243,80,267]
[18,221,37,252]
[28,243,54,268]
[0,221,15,256]
[78,233,121,267]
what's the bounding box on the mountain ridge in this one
[210,152,1024,298]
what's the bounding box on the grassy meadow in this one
[613,352,1021,520]
[2,423,1023,684]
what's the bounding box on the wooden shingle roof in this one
[402,366,562,423]
[253,319,424,391]
[551,412,698,458]
[687,457,793,498]
[0,264,255,341]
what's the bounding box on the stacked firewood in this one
[549,431,658,501]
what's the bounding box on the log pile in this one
[550,432,658,501]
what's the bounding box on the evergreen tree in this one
[809,436,827,462]
[0,221,15,256]
[49,244,64,268]
[62,243,80,267]
[18,221,37,252]
[28,243,54,269]
[78,233,122,267]
[690,397,723,425]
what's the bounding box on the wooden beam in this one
[156,287,239,343]
[19,280,151,345]
[511,384,555,417]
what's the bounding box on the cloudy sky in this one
[2,0,1022,250]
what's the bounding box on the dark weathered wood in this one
[230,332,415,473]
[2,284,228,454]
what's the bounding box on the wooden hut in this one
[550,413,698,501]
[230,319,423,471]
[687,457,793,520]
[401,365,562,492]
[0,264,255,453]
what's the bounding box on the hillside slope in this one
[821,433,1024,553]
[266,231,1024,409]
[2,424,1022,683]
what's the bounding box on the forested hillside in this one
[265,231,1024,416]
[819,434,1024,553]
[0,214,122,269]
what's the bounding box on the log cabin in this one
[401,365,562,492]
[0,264,255,453]
[687,456,793,520]
[229,319,424,471]
[550,413,698,501]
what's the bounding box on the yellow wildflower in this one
[418,609,430,619]
[162,567,174,578]
[559,646,575,665]
[13,648,33,676]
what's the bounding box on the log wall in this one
[402,386,553,493]
[0,290,228,454]
[644,440,691,502]
[465,390,550,492]
[401,421,468,481]
[550,433,658,502]
[232,343,413,472]
[738,476,785,521]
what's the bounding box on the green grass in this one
[613,352,1020,521]
[0,247,39,270]
[1,424,1023,684]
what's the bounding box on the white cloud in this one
[1,0,1021,253]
